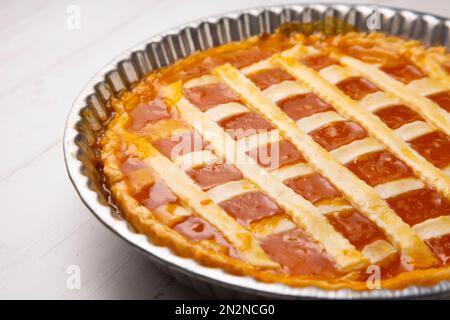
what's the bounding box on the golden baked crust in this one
[99,29,450,291]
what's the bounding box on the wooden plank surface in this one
[0,0,449,299]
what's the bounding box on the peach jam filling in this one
[300,53,338,71]
[409,131,450,169]
[376,252,415,280]
[218,46,274,69]
[426,234,450,264]
[137,179,178,211]
[206,39,293,70]
[336,76,380,100]
[184,82,240,111]
[173,216,238,257]
[428,91,450,113]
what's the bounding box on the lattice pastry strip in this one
[271,163,314,181]
[315,198,353,215]
[204,102,250,122]
[406,78,448,97]
[174,149,218,171]
[263,80,310,103]
[374,178,426,200]
[394,121,434,142]
[329,138,385,165]
[206,180,258,203]
[413,216,450,241]
[361,240,397,265]
[358,91,402,113]
[296,111,346,133]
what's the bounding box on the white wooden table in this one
[1,0,449,299]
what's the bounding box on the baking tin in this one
[64,3,450,299]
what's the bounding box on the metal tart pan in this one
[64,3,450,299]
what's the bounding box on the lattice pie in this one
[100,29,450,290]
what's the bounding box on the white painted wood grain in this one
[0,0,449,299]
